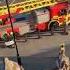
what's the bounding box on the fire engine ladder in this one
[0,0,57,15]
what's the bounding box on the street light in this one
[5,0,22,67]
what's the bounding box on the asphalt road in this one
[0,27,70,70]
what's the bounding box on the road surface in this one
[0,27,70,70]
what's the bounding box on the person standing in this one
[59,43,65,56]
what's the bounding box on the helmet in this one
[60,43,65,48]
[10,32,13,35]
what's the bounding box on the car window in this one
[60,9,67,15]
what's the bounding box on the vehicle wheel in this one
[50,27,54,35]
[23,34,27,42]
[62,26,68,35]
[11,44,15,48]
[8,44,15,48]
[62,31,68,35]
[36,29,41,39]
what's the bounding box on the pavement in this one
[0,27,70,70]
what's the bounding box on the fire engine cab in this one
[34,2,68,32]
[34,7,50,31]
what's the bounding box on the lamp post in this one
[5,0,22,67]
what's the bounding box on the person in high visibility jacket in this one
[59,43,65,55]
[2,32,14,47]
[56,43,66,69]
[2,32,14,42]
[59,55,69,70]
[56,43,70,70]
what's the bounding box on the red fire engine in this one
[0,2,68,34]
[34,2,68,32]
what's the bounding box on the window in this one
[60,9,67,15]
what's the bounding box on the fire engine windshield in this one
[35,8,50,23]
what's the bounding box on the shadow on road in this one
[0,44,70,70]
